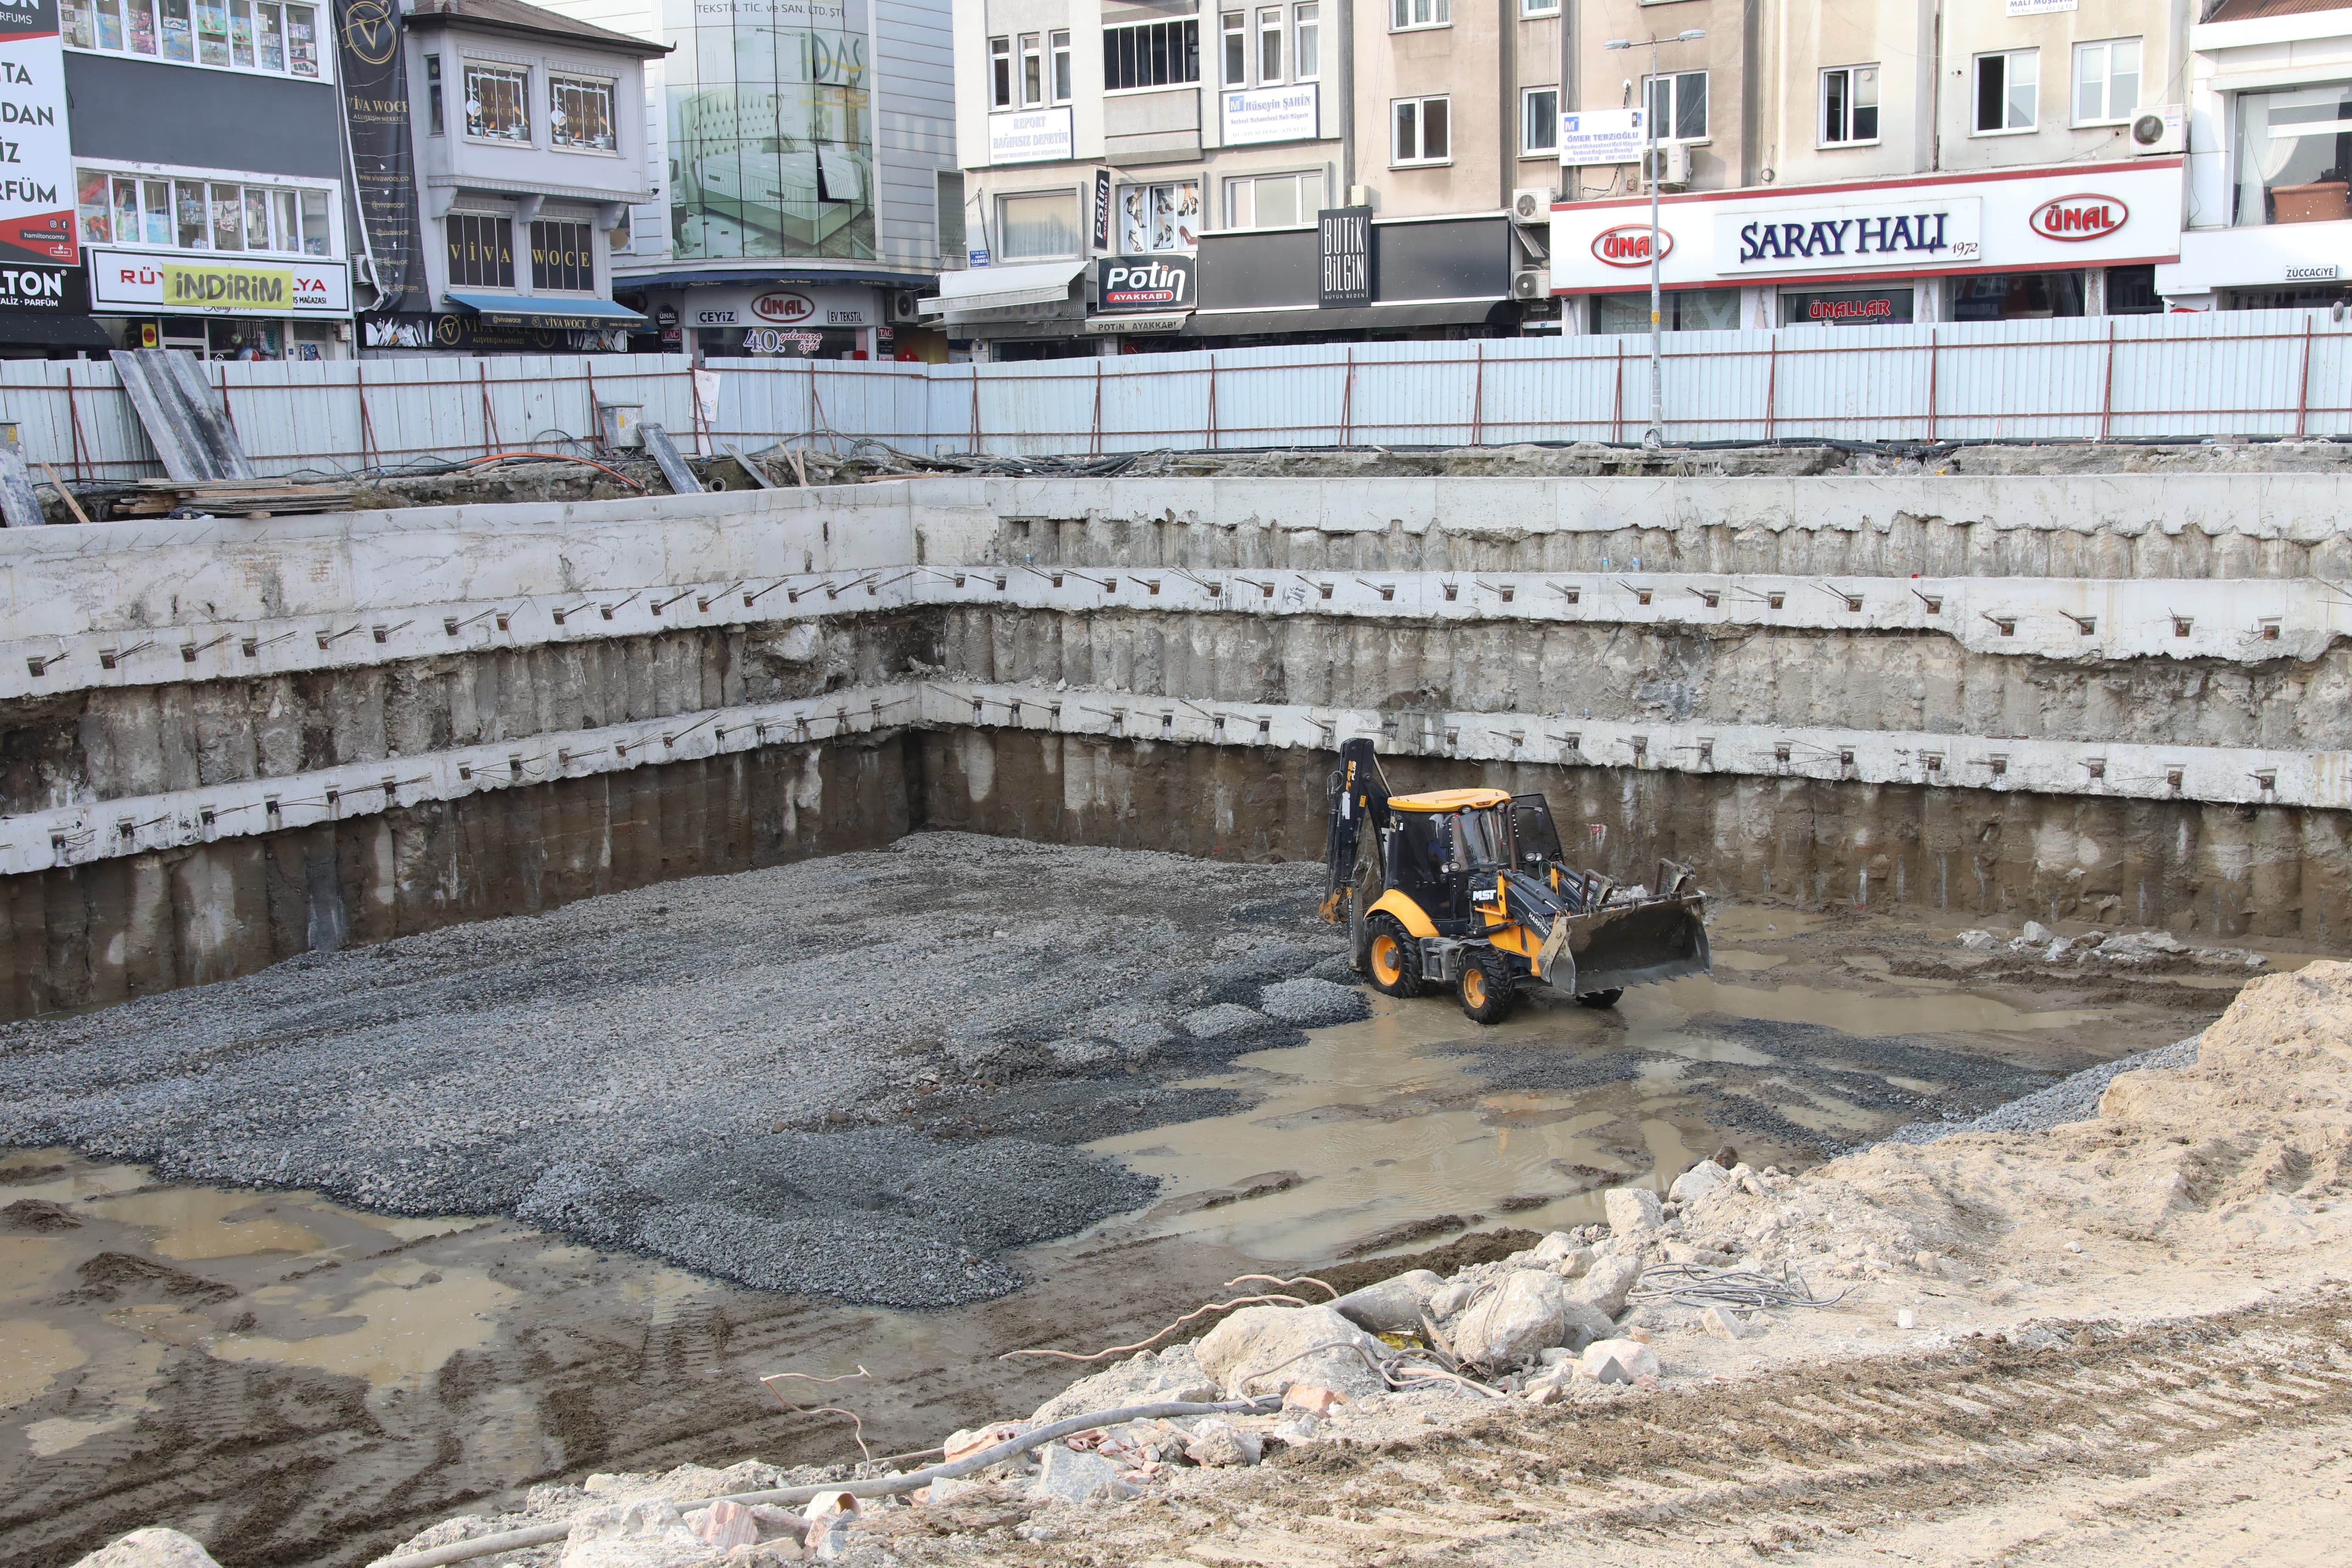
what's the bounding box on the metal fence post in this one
[1611,340,1624,443]
[1764,333,1778,442]
[1470,342,1485,446]
[2099,321,2116,442]
[1340,346,1355,445]
[1206,354,1218,449]
[1925,328,1939,443]
[1091,360,1103,456]
[2295,315,2314,438]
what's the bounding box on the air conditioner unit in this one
[1641,142,1692,190]
[1511,187,1555,225]
[2130,105,2185,156]
[888,289,930,323]
[1511,268,1549,300]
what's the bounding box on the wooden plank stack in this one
[108,478,354,518]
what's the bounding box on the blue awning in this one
[445,293,648,328]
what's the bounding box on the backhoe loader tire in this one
[1364,914,1424,998]
[1577,988,1625,1009]
[1458,948,1516,1025]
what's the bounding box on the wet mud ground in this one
[0,847,2271,1568]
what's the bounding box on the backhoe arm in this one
[1319,737,1389,923]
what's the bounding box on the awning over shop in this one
[0,311,115,349]
[445,293,649,328]
[923,260,1087,316]
[1182,299,1509,337]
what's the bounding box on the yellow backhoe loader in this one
[1318,738,1712,1023]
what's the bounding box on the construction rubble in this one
[59,957,2352,1568]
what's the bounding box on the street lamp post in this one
[1602,29,1705,450]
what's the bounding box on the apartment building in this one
[2160,0,2352,310]
[1549,0,2191,330]
[941,0,1566,355]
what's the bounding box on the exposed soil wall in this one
[0,738,912,1019]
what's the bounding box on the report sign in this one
[987,107,1073,164]
[0,0,73,266]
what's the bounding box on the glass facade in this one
[2235,82,2352,227]
[663,0,874,260]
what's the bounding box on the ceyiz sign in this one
[1592,225,1671,267]
[2029,193,2127,243]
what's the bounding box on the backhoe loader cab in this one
[1319,739,1711,1024]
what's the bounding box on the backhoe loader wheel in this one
[1364,914,1424,998]
[1458,949,1516,1025]
[1577,988,1625,1009]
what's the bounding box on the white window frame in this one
[1392,94,1451,165]
[1642,70,1709,143]
[62,0,334,84]
[463,59,534,146]
[74,156,341,259]
[2071,37,2140,126]
[1819,63,1879,147]
[1390,0,1449,34]
[1520,85,1558,157]
[1294,3,1319,79]
[995,188,1083,261]
[1049,28,1071,102]
[1257,6,1282,84]
[1102,16,1200,94]
[1221,168,1322,229]
[1520,0,1560,15]
[1973,48,2039,135]
[548,73,619,156]
[1019,32,1042,107]
[1221,10,1245,85]
[1116,178,1201,252]
[989,35,1012,109]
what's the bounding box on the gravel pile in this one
[0,833,1344,1308]
[1878,1036,2201,1146]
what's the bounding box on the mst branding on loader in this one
[1318,739,1712,1023]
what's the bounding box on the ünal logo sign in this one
[752,291,816,323]
[2030,194,2128,242]
[1592,224,1671,267]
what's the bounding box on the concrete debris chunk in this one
[1452,1269,1572,1369]
[2090,929,2188,964]
[2016,921,2055,948]
[1182,1419,1264,1468]
[1030,1345,1215,1424]
[1701,1306,1760,1341]
[1195,1304,1386,1399]
[1330,1269,1444,1334]
[68,1530,225,1568]
[1527,1230,1582,1264]
[1180,1003,1266,1040]
[1668,1160,1730,1205]
[1578,1337,1662,1384]
[1955,929,1998,951]
[1256,977,1370,1026]
[1034,1443,1138,1503]
[689,1500,759,1550]
[1570,1254,1644,1318]
[1283,1383,1350,1416]
[1604,1187,1665,1236]
[560,1500,713,1568]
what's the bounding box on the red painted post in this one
[2295,315,2314,437]
[1470,342,1485,446]
[2098,321,2116,442]
[64,363,86,479]
[354,361,372,469]
[1340,346,1355,444]
[1764,333,1778,442]
[477,362,499,454]
[1206,355,1218,449]
[1091,360,1103,455]
[1924,328,1939,443]
[967,368,980,452]
[1611,340,1624,443]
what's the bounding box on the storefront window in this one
[2235,83,2352,226]
[465,63,532,142]
[194,0,228,67]
[160,0,192,60]
[71,0,319,72]
[1781,287,1913,326]
[1950,271,2084,322]
[1118,181,1198,251]
[76,165,328,253]
[997,192,1080,259]
[550,76,617,152]
[446,214,517,288]
[1224,170,1319,227]
[1593,288,1739,333]
[2106,265,2160,315]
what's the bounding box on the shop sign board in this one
[1317,205,1373,308]
[1719,198,1983,273]
[1222,83,1317,146]
[1558,108,1644,168]
[1549,161,2182,294]
[690,284,876,328]
[2005,0,2075,13]
[89,249,351,315]
[1092,169,1113,251]
[988,108,1073,164]
[1097,254,1193,312]
[336,0,427,309]
[0,0,75,268]
[362,313,628,352]
[0,260,81,311]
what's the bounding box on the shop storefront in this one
[86,246,349,357]
[0,264,111,358]
[1550,161,2183,330]
[2160,80,2352,310]
[679,281,884,358]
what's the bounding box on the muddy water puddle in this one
[0,904,2247,1568]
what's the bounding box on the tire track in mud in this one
[928,1291,2352,1565]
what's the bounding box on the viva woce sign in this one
[0,0,74,268]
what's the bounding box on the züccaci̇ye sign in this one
[2028,193,2127,242]
[1592,225,1671,267]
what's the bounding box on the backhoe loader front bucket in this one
[1541,893,1712,997]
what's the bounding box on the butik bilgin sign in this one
[1717,198,1983,273]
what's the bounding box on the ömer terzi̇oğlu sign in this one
[0,0,73,268]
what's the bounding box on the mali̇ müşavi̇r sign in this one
[0,0,74,268]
